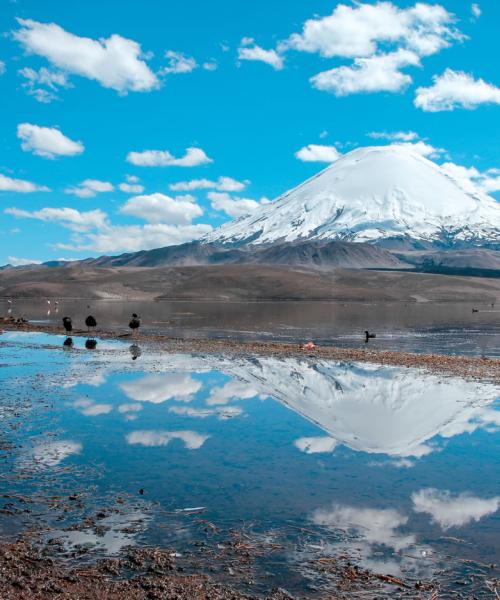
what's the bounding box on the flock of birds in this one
[61,313,141,334]
[60,312,141,353]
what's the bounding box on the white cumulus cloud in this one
[415,68,500,111]
[277,2,463,97]
[17,123,84,158]
[118,403,143,414]
[441,161,500,194]
[14,18,158,93]
[208,191,266,218]
[127,147,212,167]
[238,38,284,70]
[5,206,107,232]
[119,182,144,193]
[390,140,445,158]
[65,179,114,198]
[161,50,197,75]
[56,223,212,254]
[7,256,42,267]
[170,176,248,192]
[119,175,144,193]
[282,2,462,59]
[295,144,341,163]
[120,192,203,224]
[368,130,419,141]
[311,49,420,95]
[19,66,71,103]
[0,173,50,193]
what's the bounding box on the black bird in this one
[129,313,141,336]
[365,330,376,343]
[85,315,97,331]
[63,337,74,349]
[85,338,97,350]
[472,308,479,313]
[62,316,73,333]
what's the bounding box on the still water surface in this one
[4,298,500,356]
[0,331,499,596]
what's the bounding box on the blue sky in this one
[0,0,499,265]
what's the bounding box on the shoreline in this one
[2,321,499,383]
[0,535,442,600]
[0,539,293,600]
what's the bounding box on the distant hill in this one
[1,264,499,303]
[81,240,408,270]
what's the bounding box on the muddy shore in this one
[1,320,499,383]
[0,540,296,600]
[0,535,447,600]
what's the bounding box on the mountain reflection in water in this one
[1,332,499,594]
[58,348,499,459]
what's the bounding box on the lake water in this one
[0,331,499,597]
[4,298,500,356]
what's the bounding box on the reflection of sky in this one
[52,509,150,555]
[310,487,500,577]
[120,373,203,404]
[126,430,209,449]
[53,342,499,459]
[412,488,500,530]
[31,440,82,467]
[1,332,499,580]
[311,502,424,577]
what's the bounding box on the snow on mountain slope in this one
[204,146,500,247]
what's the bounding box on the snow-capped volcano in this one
[204,146,500,248]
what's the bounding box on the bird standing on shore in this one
[302,341,316,350]
[365,331,376,343]
[129,313,141,336]
[85,315,97,332]
[62,317,73,333]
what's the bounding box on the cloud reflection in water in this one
[126,430,209,449]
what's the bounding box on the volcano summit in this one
[204,146,500,249]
